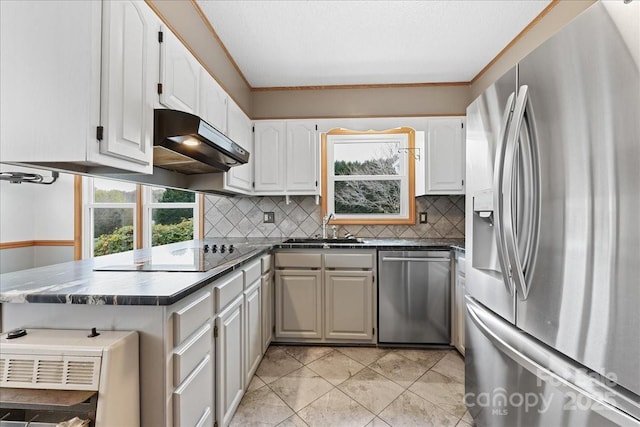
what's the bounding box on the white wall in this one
[0,165,75,242]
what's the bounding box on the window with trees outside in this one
[84,177,199,257]
[322,128,416,224]
[143,186,197,248]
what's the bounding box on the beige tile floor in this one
[230,345,474,427]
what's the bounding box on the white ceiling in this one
[195,0,552,88]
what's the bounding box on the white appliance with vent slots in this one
[0,329,139,427]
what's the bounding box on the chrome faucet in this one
[321,213,335,239]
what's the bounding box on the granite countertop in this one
[274,238,465,251]
[0,238,464,306]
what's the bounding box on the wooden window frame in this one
[79,177,204,259]
[321,127,416,225]
[141,186,201,248]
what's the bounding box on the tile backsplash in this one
[204,195,464,239]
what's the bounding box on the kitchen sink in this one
[283,238,364,244]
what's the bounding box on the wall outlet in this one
[263,212,275,223]
[419,212,428,223]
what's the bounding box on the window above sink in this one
[321,128,416,225]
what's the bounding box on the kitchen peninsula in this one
[0,238,463,427]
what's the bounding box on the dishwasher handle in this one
[381,257,450,262]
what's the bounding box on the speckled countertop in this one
[0,238,464,306]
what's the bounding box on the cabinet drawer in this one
[173,354,212,427]
[244,260,261,288]
[195,407,212,427]
[173,291,212,346]
[275,252,321,268]
[173,322,211,385]
[324,253,374,269]
[261,254,272,273]
[215,271,244,311]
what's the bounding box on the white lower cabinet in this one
[325,271,374,341]
[274,250,376,344]
[261,271,274,352]
[214,257,270,427]
[173,323,212,387]
[275,270,323,339]
[216,295,244,427]
[244,280,262,385]
[1,255,275,427]
[453,251,466,354]
[168,288,214,427]
[173,354,213,427]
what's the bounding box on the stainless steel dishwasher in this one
[378,250,451,345]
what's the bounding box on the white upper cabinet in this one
[426,118,465,194]
[415,117,466,195]
[253,120,319,195]
[225,100,253,193]
[198,67,227,134]
[0,0,156,174]
[100,0,158,168]
[286,121,318,192]
[157,28,254,195]
[159,25,200,114]
[254,121,286,192]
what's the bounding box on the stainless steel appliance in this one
[378,250,450,345]
[465,1,640,425]
[153,109,249,174]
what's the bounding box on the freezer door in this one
[465,67,517,323]
[514,1,640,397]
[466,297,640,427]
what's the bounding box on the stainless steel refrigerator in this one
[465,1,640,426]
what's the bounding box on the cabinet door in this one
[324,271,374,341]
[244,281,262,385]
[173,354,213,427]
[0,1,100,164]
[275,270,322,339]
[261,272,274,353]
[286,121,318,192]
[198,67,227,133]
[254,121,286,192]
[225,100,253,193]
[159,25,199,114]
[426,118,465,193]
[216,296,244,427]
[98,0,156,172]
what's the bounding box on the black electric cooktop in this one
[93,243,254,272]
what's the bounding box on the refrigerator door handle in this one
[492,91,517,296]
[466,296,640,425]
[502,85,541,300]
